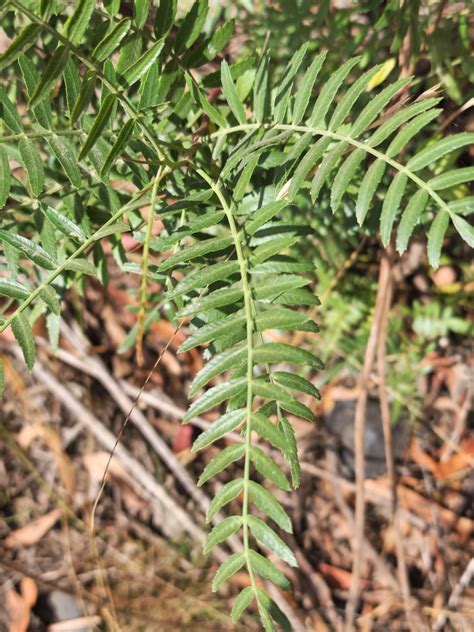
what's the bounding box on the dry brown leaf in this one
[83,452,147,513]
[5,508,62,548]
[6,578,37,632]
[17,423,76,498]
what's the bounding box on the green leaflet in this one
[64,0,96,45]
[189,346,246,395]
[93,223,130,239]
[328,65,382,131]
[185,75,227,128]
[206,478,244,522]
[70,70,96,126]
[451,214,474,247]
[29,46,69,109]
[134,0,151,28]
[48,135,81,187]
[41,205,86,241]
[0,145,11,209]
[255,307,319,334]
[244,200,287,236]
[248,550,291,591]
[396,189,429,254]
[178,286,242,318]
[253,342,323,369]
[79,93,117,160]
[252,380,314,421]
[0,278,30,300]
[93,18,131,62]
[183,378,247,422]
[253,52,270,122]
[350,78,411,137]
[256,588,292,632]
[63,58,81,118]
[159,236,234,272]
[167,261,240,299]
[221,59,246,125]
[250,412,287,451]
[380,172,407,245]
[308,56,360,128]
[154,210,226,249]
[247,516,297,567]
[192,409,246,451]
[0,24,42,71]
[288,136,332,201]
[204,516,242,554]
[204,18,234,61]
[280,418,300,488]
[273,43,308,123]
[249,445,291,491]
[19,54,52,129]
[174,0,208,54]
[101,118,136,176]
[198,443,245,486]
[234,154,259,202]
[448,197,474,215]
[428,167,474,191]
[19,137,44,197]
[292,51,327,125]
[247,480,292,533]
[331,148,365,212]
[121,39,165,86]
[12,312,35,370]
[63,259,96,275]
[39,285,60,314]
[154,0,177,38]
[231,587,254,623]
[273,371,320,399]
[212,553,246,592]
[368,99,441,148]
[179,312,246,353]
[356,159,386,225]
[407,133,474,172]
[0,88,22,133]
[387,109,440,157]
[427,210,449,268]
[310,141,347,202]
[0,230,56,270]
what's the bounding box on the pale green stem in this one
[209,123,454,218]
[136,166,167,364]
[195,168,259,599]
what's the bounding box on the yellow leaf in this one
[367,58,396,91]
